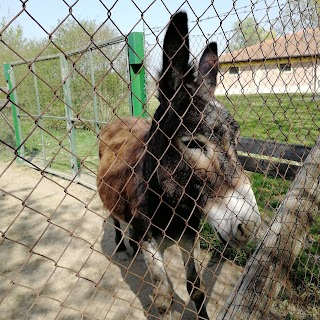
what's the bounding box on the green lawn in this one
[2,92,318,182]
[217,93,319,146]
[148,93,319,146]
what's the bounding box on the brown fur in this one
[97,117,151,223]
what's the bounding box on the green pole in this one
[3,63,25,159]
[127,32,147,117]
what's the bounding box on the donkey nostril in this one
[237,221,258,242]
[237,224,245,236]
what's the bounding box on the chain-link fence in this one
[0,1,319,319]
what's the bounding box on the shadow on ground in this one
[0,162,242,319]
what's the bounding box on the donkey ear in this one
[160,11,190,93]
[198,42,219,89]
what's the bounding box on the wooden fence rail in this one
[237,137,312,180]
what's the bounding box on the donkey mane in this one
[97,11,261,320]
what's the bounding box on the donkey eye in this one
[213,127,223,140]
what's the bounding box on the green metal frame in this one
[59,54,79,177]
[2,33,147,181]
[127,32,147,117]
[3,63,25,158]
[31,62,47,166]
[89,49,100,134]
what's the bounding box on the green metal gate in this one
[3,33,147,187]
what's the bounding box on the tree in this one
[50,18,118,53]
[0,17,26,63]
[1,17,24,50]
[275,0,320,34]
[46,18,127,121]
[228,17,276,51]
[0,16,126,129]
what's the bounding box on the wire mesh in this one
[0,1,319,319]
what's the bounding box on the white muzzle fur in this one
[204,180,261,248]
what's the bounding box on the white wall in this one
[215,60,319,96]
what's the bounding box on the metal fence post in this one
[89,49,100,133]
[31,62,47,166]
[3,63,25,159]
[127,32,147,117]
[59,54,79,177]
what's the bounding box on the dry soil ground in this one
[0,161,243,320]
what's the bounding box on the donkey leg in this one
[129,227,139,255]
[113,217,127,252]
[141,236,173,319]
[179,234,209,320]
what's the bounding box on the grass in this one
[250,172,291,217]
[149,93,319,146]
[37,126,99,174]
[3,93,318,167]
[0,118,99,175]
[217,93,320,146]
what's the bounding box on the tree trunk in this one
[217,136,320,320]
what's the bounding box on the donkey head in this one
[146,12,261,247]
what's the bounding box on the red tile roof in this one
[220,28,320,63]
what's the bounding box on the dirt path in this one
[0,162,242,319]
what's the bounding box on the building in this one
[216,28,320,95]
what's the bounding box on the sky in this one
[1,0,285,41]
[0,0,286,74]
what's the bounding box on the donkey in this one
[97,11,261,319]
